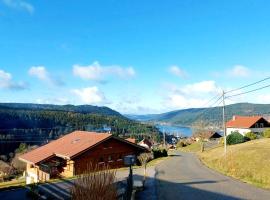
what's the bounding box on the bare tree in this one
[191,120,211,152]
[70,165,117,200]
[138,153,153,185]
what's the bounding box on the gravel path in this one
[156,151,270,200]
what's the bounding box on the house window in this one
[103,143,108,149]
[255,123,259,128]
[108,155,113,162]
[260,123,264,128]
[117,154,122,161]
[98,157,104,163]
[108,155,111,161]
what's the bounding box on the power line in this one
[191,95,223,125]
[200,93,222,108]
[225,76,270,94]
[226,84,270,99]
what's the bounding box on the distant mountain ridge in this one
[126,103,270,126]
[0,103,123,117]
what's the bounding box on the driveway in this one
[156,151,270,200]
[0,167,153,200]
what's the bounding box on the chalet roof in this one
[226,115,265,128]
[19,131,112,164]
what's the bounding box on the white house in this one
[226,115,270,136]
[138,138,153,149]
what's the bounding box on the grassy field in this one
[199,138,270,189]
[178,142,202,152]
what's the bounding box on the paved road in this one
[156,151,270,200]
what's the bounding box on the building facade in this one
[226,115,270,136]
[20,131,147,184]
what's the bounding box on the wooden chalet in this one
[19,131,147,184]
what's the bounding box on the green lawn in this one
[199,138,270,189]
[0,178,25,190]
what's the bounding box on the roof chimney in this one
[233,115,237,121]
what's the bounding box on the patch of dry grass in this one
[178,142,201,152]
[199,138,270,189]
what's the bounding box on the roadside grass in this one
[178,142,201,152]
[199,138,270,189]
[0,178,25,190]
[148,156,169,166]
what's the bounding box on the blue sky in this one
[1,0,270,114]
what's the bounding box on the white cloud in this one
[28,66,64,86]
[71,87,106,104]
[166,80,220,95]
[73,61,136,81]
[0,70,27,90]
[227,65,251,77]
[165,94,209,109]
[2,0,34,14]
[162,80,221,110]
[168,65,187,78]
[257,94,270,104]
[29,66,48,80]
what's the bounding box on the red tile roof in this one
[19,131,112,164]
[226,115,263,128]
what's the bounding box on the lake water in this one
[156,124,192,137]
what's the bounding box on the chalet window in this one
[103,143,109,149]
[108,155,113,162]
[260,123,264,128]
[98,157,104,163]
[255,123,259,128]
[103,143,112,149]
[117,154,122,161]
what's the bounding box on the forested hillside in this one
[0,103,122,116]
[127,103,270,126]
[0,104,160,156]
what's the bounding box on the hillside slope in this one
[0,104,160,155]
[0,103,122,117]
[127,103,270,126]
[200,138,270,189]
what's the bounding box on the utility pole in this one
[222,90,227,154]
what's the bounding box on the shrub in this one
[245,132,257,140]
[226,132,245,145]
[152,148,168,159]
[176,141,186,148]
[263,129,270,138]
[219,137,224,144]
[162,149,168,157]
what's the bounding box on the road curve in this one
[156,151,270,200]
